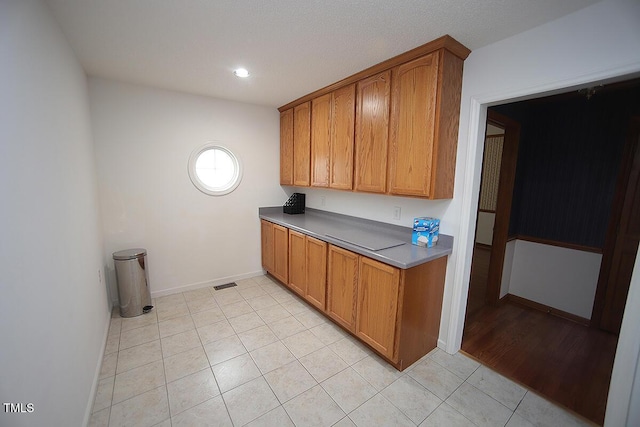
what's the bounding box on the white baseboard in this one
[437,339,447,352]
[149,270,267,299]
[83,309,112,427]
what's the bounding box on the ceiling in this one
[45,0,598,108]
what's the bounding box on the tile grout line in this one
[510,390,531,426]
[99,275,553,427]
[166,280,235,423]
[369,371,439,426]
[160,355,170,425]
[169,295,213,423]
[105,278,373,425]
[232,279,333,422]
[175,282,237,421]
[207,278,268,426]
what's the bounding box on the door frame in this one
[591,115,640,332]
[484,110,521,303]
[442,26,640,420]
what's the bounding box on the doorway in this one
[466,110,521,319]
[461,79,640,425]
[466,121,504,318]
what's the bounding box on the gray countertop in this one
[259,207,453,269]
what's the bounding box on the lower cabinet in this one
[305,236,327,310]
[356,257,400,359]
[272,224,289,284]
[326,245,359,332]
[326,249,402,360]
[260,220,275,273]
[261,220,288,284]
[288,230,306,296]
[261,219,447,370]
[354,254,448,368]
[288,230,328,310]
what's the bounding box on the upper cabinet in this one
[293,102,311,186]
[280,109,294,185]
[354,71,391,193]
[311,84,356,189]
[330,84,356,189]
[388,51,464,198]
[311,93,332,187]
[279,35,470,199]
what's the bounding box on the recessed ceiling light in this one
[233,68,250,78]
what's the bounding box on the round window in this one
[188,144,242,196]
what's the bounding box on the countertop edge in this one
[259,207,453,269]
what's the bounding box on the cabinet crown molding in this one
[278,34,470,112]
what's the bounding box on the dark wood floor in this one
[462,245,618,426]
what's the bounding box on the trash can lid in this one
[113,248,147,260]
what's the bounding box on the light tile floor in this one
[90,275,594,427]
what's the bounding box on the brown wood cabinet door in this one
[272,224,289,284]
[288,230,306,296]
[330,84,356,190]
[388,53,439,197]
[293,102,311,186]
[354,71,391,193]
[356,257,400,359]
[280,109,294,185]
[260,220,274,273]
[311,94,332,187]
[305,236,327,310]
[326,245,358,332]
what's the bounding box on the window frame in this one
[187,143,243,196]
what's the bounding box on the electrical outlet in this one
[393,206,401,220]
[98,269,102,284]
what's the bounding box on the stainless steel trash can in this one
[113,248,153,318]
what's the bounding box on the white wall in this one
[90,79,287,300]
[298,0,640,354]
[606,251,640,426]
[448,0,640,424]
[500,240,516,298]
[0,1,108,426]
[628,339,640,425]
[301,187,453,232]
[505,240,602,319]
[450,0,640,348]
[475,211,494,245]
[3,0,636,424]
